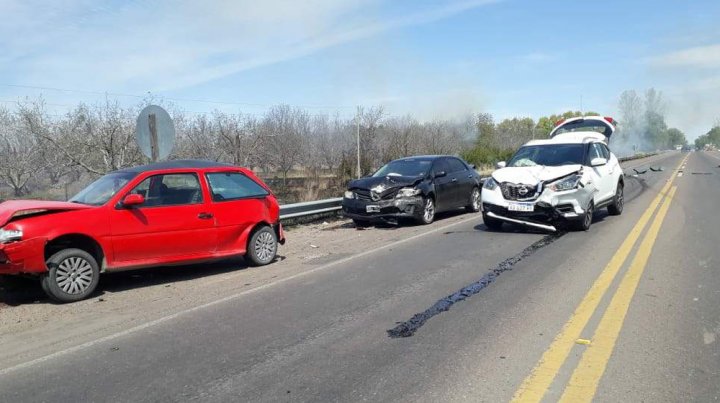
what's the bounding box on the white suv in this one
[481,116,624,232]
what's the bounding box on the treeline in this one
[0,89,690,201]
[694,124,720,150]
[0,100,473,200]
[462,88,689,164]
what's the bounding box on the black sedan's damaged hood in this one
[348,175,422,195]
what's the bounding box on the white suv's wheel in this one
[608,182,624,216]
[573,201,594,231]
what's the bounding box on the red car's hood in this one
[0,200,94,226]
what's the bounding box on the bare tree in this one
[0,107,47,196]
[262,105,308,187]
[36,101,142,175]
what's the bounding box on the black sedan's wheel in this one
[607,182,624,216]
[466,187,481,212]
[246,226,278,266]
[416,197,435,225]
[482,212,503,230]
[41,248,100,303]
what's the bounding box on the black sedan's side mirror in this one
[434,171,447,178]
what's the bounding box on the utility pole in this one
[356,106,361,179]
[580,95,584,116]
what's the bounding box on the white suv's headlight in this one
[396,188,421,198]
[344,190,355,199]
[0,228,22,243]
[483,178,498,190]
[547,174,582,192]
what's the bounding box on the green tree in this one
[495,117,535,150]
[533,111,598,138]
[665,128,687,148]
[476,112,495,147]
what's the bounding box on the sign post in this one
[136,105,175,162]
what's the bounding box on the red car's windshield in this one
[69,172,137,206]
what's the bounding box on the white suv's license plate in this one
[508,202,534,212]
[366,205,381,213]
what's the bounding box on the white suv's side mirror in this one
[590,157,608,167]
[496,161,507,169]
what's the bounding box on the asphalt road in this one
[1,151,718,402]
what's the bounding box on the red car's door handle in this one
[198,212,214,219]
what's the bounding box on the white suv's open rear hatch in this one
[549,116,616,142]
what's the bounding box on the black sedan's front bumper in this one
[342,196,423,222]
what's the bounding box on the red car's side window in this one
[129,173,204,207]
[205,172,269,202]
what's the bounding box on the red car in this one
[0,160,284,303]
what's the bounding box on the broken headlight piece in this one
[396,188,421,198]
[547,174,582,192]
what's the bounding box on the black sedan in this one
[342,155,482,225]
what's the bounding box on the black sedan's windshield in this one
[373,159,432,177]
[507,144,586,167]
[70,172,137,206]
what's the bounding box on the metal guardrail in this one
[278,152,661,220]
[279,197,343,220]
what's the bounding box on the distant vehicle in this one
[481,116,624,232]
[0,160,284,303]
[342,155,482,226]
[675,145,682,151]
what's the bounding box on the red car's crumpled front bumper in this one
[0,237,48,275]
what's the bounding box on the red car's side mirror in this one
[122,193,145,207]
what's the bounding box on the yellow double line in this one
[512,155,688,403]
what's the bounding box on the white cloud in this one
[519,52,554,63]
[0,0,499,93]
[649,44,720,69]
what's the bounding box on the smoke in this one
[611,89,670,158]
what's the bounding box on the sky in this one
[1,0,719,139]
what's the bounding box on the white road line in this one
[0,214,482,376]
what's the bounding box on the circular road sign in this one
[135,105,175,161]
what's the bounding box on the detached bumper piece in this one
[342,197,423,222]
[483,203,583,232]
[485,212,557,232]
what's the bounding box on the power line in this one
[0,83,356,110]
[0,98,354,120]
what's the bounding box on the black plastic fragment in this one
[387,232,565,338]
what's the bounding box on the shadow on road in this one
[0,255,286,307]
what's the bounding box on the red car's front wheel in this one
[41,248,100,303]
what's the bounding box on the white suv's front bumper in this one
[481,185,593,219]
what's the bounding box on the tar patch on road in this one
[387,232,565,338]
